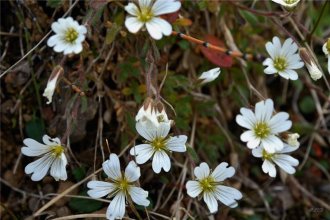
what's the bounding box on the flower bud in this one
[43,65,64,104]
[299,48,323,81]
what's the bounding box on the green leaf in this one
[106,23,121,45]
[80,96,88,113]
[299,96,316,114]
[69,191,103,213]
[118,58,140,82]
[72,166,86,181]
[47,0,63,8]
[239,10,258,26]
[25,116,44,142]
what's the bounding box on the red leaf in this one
[312,143,323,158]
[199,35,233,68]
[161,11,180,23]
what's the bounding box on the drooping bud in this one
[299,48,323,81]
[135,98,171,127]
[198,67,221,84]
[43,65,64,104]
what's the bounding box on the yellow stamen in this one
[273,57,288,72]
[254,122,270,139]
[64,28,79,43]
[51,145,64,158]
[199,176,216,192]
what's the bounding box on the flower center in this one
[262,149,273,160]
[284,0,297,4]
[51,145,64,158]
[273,57,288,71]
[64,27,79,43]
[254,122,270,139]
[151,137,167,151]
[199,176,216,192]
[117,177,129,192]
[137,7,153,22]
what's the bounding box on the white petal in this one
[53,42,67,53]
[211,162,235,182]
[125,17,144,34]
[269,112,292,133]
[146,19,163,40]
[22,138,51,156]
[273,154,299,174]
[262,160,277,177]
[103,154,122,180]
[203,192,218,213]
[264,65,277,75]
[238,108,257,129]
[284,69,299,80]
[194,162,210,180]
[214,185,242,208]
[152,0,181,16]
[43,135,61,146]
[278,143,299,153]
[186,180,202,198]
[281,38,296,57]
[136,121,157,141]
[72,43,83,54]
[166,135,187,152]
[125,3,139,16]
[47,35,61,47]
[156,122,171,138]
[152,151,171,173]
[252,146,263,158]
[106,192,126,220]
[153,17,172,36]
[241,130,255,142]
[262,135,284,153]
[246,136,261,149]
[138,0,152,8]
[125,161,140,182]
[50,154,67,181]
[128,186,150,206]
[87,181,116,198]
[265,41,276,59]
[25,153,54,181]
[130,144,154,164]
[199,67,221,84]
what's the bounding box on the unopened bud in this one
[43,65,64,104]
[299,48,323,81]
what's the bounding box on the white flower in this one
[124,0,181,40]
[198,67,221,84]
[136,98,171,127]
[186,162,242,213]
[87,154,149,220]
[43,65,64,104]
[252,143,299,177]
[322,38,330,74]
[21,135,68,181]
[47,17,87,55]
[272,0,300,8]
[130,121,187,173]
[263,36,304,80]
[236,99,292,153]
[285,133,300,148]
